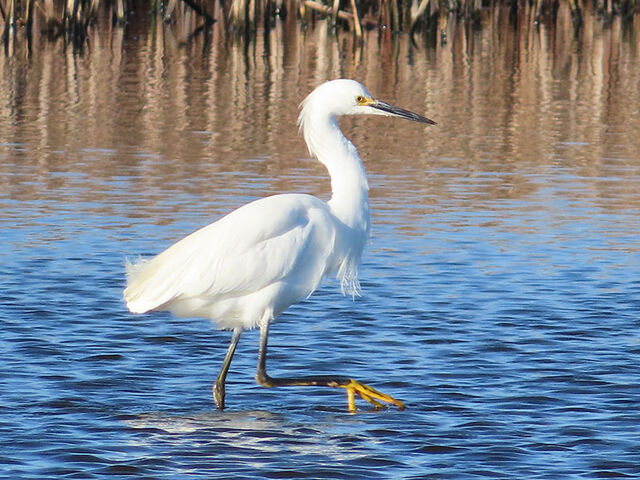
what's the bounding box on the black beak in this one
[370,101,437,125]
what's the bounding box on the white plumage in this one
[125,194,353,330]
[124,79,435,411]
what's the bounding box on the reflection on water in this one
[1,4,639,479]
[1,4,639,214]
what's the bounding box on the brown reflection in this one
[0,4,639,229]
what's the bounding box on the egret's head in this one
[299,79,436,126]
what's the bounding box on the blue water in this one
[1,143,638,479]
[2,19,640,476]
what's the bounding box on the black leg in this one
[213,328,242,410]
[254,322,404,412]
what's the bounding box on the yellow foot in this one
[339,379,405,413]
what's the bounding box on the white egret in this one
[124,79,436,412]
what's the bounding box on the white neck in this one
[303,115,370,234]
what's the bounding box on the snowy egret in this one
[124,79,436,412]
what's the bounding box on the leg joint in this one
[255,371,276,387]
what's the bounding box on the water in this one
[1,7,640,479]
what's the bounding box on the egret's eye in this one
[356,95,366,104]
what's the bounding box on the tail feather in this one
[123,256,171,313]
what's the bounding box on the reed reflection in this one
[0,3,638,226]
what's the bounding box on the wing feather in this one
[124,194,336,316]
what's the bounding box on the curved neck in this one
[303,115,370,233]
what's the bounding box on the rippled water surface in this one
[1,7,640,479]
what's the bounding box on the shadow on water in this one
[122,408,381,438]
[117,408,435,477]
